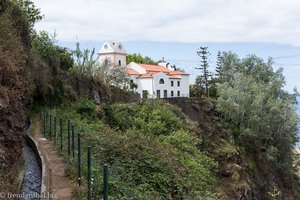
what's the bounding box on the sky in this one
[33,0,300,92]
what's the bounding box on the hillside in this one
[170,99,300,199]
[0,0,33,193]
[1,0,300,199]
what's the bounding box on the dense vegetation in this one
[216,53,298,176]
[126,53,157,65]
[45,99,217,199]
[1,0,300,199]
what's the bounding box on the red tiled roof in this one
[137,71,160,78]
[168,70,188,75]
[125,63,188,79]
[125,68,140,75]
[138,64,171,73]
[168,75,181,79]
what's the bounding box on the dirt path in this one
[31,119,73,200]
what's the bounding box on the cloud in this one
[33,0,300,45]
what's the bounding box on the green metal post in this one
[87,146,92,200]
[67,120,70,157]
[45,111,48,138]
[72,125,75,160]
[103,164,109,200]
[60,118,63,150]
[77,133,81,186]
[54,116,57,142]
[49,115,52,140]
[43,112,46,137]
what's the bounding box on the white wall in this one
[113,54,127,67]
[98,53,126,67]
[130,73,190,99]
[98,42,127,67]
[169,78,181,98]
[136,78,153,98]
[98,54,113,66]
[179,75,190,97]
[153,73,173,98]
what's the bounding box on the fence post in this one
[87,146,92,200]
[60,118,63,150]
[45,112,48,138]
[103,164,109,200]
[72,125,75,160]
[49,115,52,140]
[43,112,46,137]
[67,120,70,157]
[77,133,81,186]
[54,116,57,142]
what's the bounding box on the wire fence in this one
[41,111,108,200]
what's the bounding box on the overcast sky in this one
[33,0,300,91]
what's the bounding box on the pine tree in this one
[196,47,212,97]
[215,51,222,76]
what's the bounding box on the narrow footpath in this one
[30,119,73,200]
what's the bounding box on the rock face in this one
[0,0,33,193]
[168,99,300,200]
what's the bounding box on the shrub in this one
[45,99,218,199]
[74,97,96,120]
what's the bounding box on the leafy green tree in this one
[216,53,299,176]
[32,31,73,71]
[144,56,157,65]
[12,0,43,34]
[189,84,204,98]
[214,51,240,84]
[127,53,157,65]
[72,42,97,76]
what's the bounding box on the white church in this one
[98,42,190,99]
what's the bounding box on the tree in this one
[94,59,129,87]
[216,53,299,175]
[215,51,222,77]
[127,53,157,65]
[214,51,240,85]
[71,43,129,87]
[32,31,73,71]
[72,42,97,77]
[196,47,212,97]
[189,84,204,98]
[13,0,43,34]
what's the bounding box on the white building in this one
[98,42,127,67]
[98,42,190,99]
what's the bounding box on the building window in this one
[142,90,148,99]
[171,81,174,87]
[159,78,164,84]
[177,81,180,87]
[164,90,167,98]
[118,60,121,66]
[171,91,174,97]
[177,91,180,97]
[157,90,161,98]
